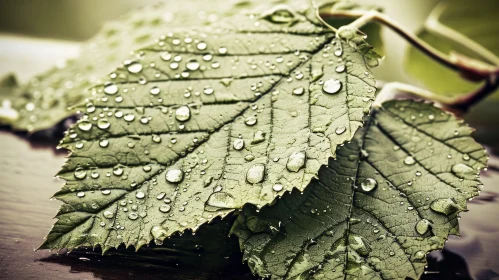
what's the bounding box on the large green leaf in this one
[40,2,379,251]
[0,0,288,132]
[0,0,383,133]
[231,99,487,279]
[404,0,499,99]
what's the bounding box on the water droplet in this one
[203,86,214,95]
[166,168,184,183]
[113,165,124,176]
[150,86,161,95]
[233,139,245,150]
[186,59,200,71]
[97,118,110,130]
[415,219,431,235]
[143,165,152,172]
[251,131,266,144]
[124,113,135,122]
[76,191,85,198]
[152,135,161,143]
[335,126,346,135]
[104,83,118,95]
[273,183,283,192]
[292,87,305,95]
[451,163,475,179]
[74,167,87,179]
[175,106,190,122]
[334,48,343,57]
[286,151,306,172]
[261,5,296,24]
[335,64,345,73]
[322,79,342,94]
[103,210,114,219]
[361,178,377,192]
[462,154,470,161]
[244,116,257,126]
[128,212,138,220]
[246,164,265,184]
[151,225,168,241]
[78,120,92,131]
[207,192,236,209]
[218,47,228,54]
[404,156,416,165]
[159,205,171,213]
[197,42,207,50]
[430,198,462,215]
[414,251,426,260]
[428,114,435,120]
[136,191,145,199]
[245,154,255,161]
[126,61,143,73]
[101,189,111,195]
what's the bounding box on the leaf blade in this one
[231,99,487,279]
[41,3,378,252]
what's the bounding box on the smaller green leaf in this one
[232,99,487,279]
[404,0,499,99]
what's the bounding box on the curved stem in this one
[425,2,499,66]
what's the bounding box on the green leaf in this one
[40,3,379,252]
[231,99,487,279]
[0,0,288,132]
[404,0,499,99]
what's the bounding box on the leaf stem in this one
[319,10,499,81]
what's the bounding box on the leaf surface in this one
[0,0,383,133]
[231,99,487,279]
[41,3,378,251]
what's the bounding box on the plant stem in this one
[319,10,499,80]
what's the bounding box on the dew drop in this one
[175,106,191,122]
[186,59,200,71]
[113,165,124,176]
[218,47,228,54]
[136,191,145,199]
[244,116,257,126]
[150,86,161,95]
[78,120,92,131]
[415,219,431,235]
[166,168,184,183]
[261,5,296,24]
[322,79,342,94]
[124,113,135,122]
[404,156,416,165]
[103,210,114,219]
[74,167,87,180]
[273,183,283,192]
[77,191,85,198]
[203,86,214,95]
[361,178,377,192]
[233,138,245,150]
[127,61,143,73]
[246,164,265,184]
[151,225,168,241]
[159,205,171,213]
[286,151,306,172]
[101,189,111,195]
[104,83,118,95]
[292,87,305,96]
[414,251,426,260]
[335,64,346,73]
[335,126,346,135]
[128,212,138,220]
[197,42,207,50]
[97,118,110,130]
[207,192,236,209]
